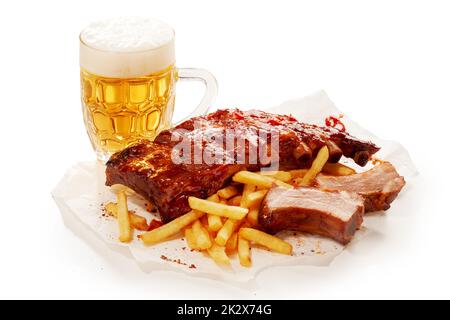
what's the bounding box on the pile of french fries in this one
[106,146,357,268]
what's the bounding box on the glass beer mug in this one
[79,17,217,162]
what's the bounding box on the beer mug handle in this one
[176,68,218,123]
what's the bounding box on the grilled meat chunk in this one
[259,187,365,244]
[315,162,405,212]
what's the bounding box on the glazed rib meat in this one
[106,109,380,223]
[259,187,365,244]
[155,109,380,167]
[106,143,243,222]
[315,162,406,212]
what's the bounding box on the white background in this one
[0,0,449,299]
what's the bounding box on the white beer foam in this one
[80,17,175,78]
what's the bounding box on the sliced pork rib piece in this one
[259,187,365,244]
[315,162,406,212]
[106,109,380,223]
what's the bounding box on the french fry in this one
[240,184,257,208]
[322,163,356,176]
[215,219,241,246]
[205,193,228,222]
[140,210,204,245]
[239,228,292,255]
[110,184,136,196]
[244,190,268,209]
[207,244,230,265]
[217,186,239,199]
[184,227,199,250]
[228,195,242,206]
[207,194,220,203]
[246,208,259,226]
[200,214,217,239]
[233,171,293,189]
[128,214,148,231]
[258,170,292,182]
[207,214,223,232]
[238,236,252,267]
[225,232,238,254]
[188,197,248,220]
[289,169,308,179]
[105,202,117,215]
[104,202,148,231]
[300,146,329,186]
[117,192,132,243]
[192,220,212,250]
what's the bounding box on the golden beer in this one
[80,17,217,161]
[80,65,175,157]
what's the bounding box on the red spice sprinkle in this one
[325,115,346,132]
[160,255,191,268]
[100,203,111,218]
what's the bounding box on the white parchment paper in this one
[52,91,418,283]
